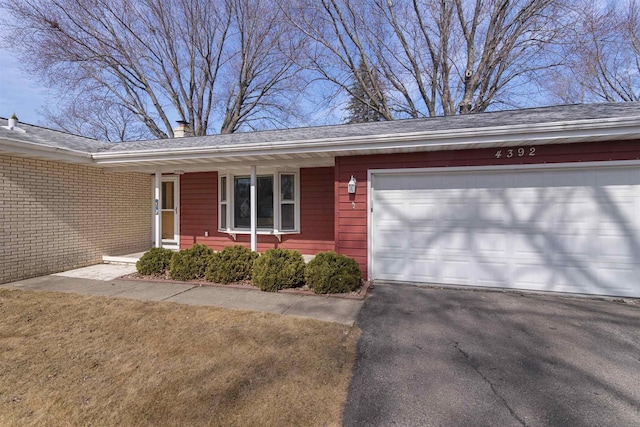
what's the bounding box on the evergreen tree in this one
[345,61,389,124]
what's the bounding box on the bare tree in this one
[3,0,304,139]
[43,95,151,142]
[545,1,640,103]
[280,0,394,121]
[286,0,565,118]
[219,0,306,133]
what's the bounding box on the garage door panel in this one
[595,234,638,262]
[508,197,557,221]
[477,201,510,222]
[371,166,640,297]
[591,264,640,294]
[375,205,408,222]
[441,202,476,222]
[374,229,405,250]
[373,254,407,279]
[408,257,440,282]
[439,232,473,255]
[594,198,638,227]
[546,232,595,259]
[440,259,473,284]
[406,201,439,221]
[473,232,508,255]
[476,261,509,286]
[408,231,440,255]
[511,264,567,291]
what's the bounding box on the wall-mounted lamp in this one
[347,175,357,194]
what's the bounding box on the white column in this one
[250,165,257,252]
[154,172,162,248]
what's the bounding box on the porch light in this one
[348,175,357,194]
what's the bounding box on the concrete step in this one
[102,252,145,265]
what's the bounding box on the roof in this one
[2,102,640,171]
[105,102,640,153]
[0,119,109,163]
[0,119,109,152]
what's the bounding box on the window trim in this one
[219,175,228,230]
[218,169,300,236]
[279,172,296,231]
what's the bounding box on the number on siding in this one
[495,147,537,159]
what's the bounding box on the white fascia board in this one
[91,117,640,165]
[0,137,93,163]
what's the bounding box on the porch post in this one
[250,165,257,252]
[154,171,162,248]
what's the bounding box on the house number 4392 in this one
[495,147,536,159]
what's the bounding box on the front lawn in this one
[0,289,359,426]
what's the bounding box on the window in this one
[233,176,250,228]
[256,176,274,228]
[219,176,227,229]
[219,171,298,233]
[280,174,295,231]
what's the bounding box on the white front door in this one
[161,176,180,248]
[370,164,640,298]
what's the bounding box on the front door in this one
[161,176,180,248]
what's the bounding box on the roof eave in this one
[91,117,640,166]
[0,136,94,164]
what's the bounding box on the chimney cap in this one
[176,120,189,126]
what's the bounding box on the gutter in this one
[0,136,94,163]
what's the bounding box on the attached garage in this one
[369,163,640,298]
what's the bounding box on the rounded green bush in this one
[205,245,258,284]
[136,248,175,276]
[252,248,306,292]
[304,251,362,294]
[169,244,214,281]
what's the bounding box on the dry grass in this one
[0,289,360,426]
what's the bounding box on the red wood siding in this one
[180,167,335,253]
[180,171,218,248]
[335,140,640,278]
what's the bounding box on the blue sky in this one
[0,47,50,124]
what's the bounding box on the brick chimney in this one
[174,120,191,138]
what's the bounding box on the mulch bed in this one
[119,272,371,300]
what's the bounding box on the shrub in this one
[252,248,306,292]
[136,248,175,276]
[305,251,362,294]
[205,245,258,284]
[169,244,214,281]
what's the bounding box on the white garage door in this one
[370,165,640,298]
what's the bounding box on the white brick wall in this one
[0,155,152,284]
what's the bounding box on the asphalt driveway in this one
[344,283,640,426]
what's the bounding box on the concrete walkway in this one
[1,265,363,326]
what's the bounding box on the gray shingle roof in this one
[104,102,640,153]
[3,102,640,156]
[0,119,110,153]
